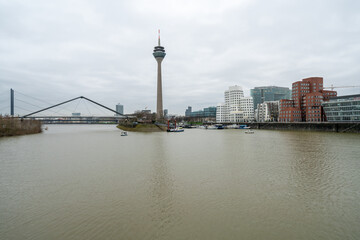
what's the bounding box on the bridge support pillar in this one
[10,88,14,116]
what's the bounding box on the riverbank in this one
[226,122,360,133]
[0,117,42,137]
[117,123,167,132]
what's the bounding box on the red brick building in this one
[279,77,337,122]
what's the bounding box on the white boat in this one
[245,129,254,134]
[121,131,128,136]
[167,127,184,132]
[206,125,217,130]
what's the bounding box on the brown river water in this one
[0,125,359,240]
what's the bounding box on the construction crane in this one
[323,85,360,91]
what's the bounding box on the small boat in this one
[245,130,254,134]
[215,124,224,129]
[44,127,48,130]
[121,131,128,136]
[206,125,217,130]
[167,120,184,132]
[167,127,184,132]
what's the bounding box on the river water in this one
[0,125,359,240]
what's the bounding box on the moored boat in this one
[167,127,184,132]
[245,129,254,134]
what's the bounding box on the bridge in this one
[1,89,130,124]
[25,116,126,124]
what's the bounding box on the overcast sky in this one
[1,0,359,116]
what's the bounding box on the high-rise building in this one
[153,30,166,120]
[185,106,192,117]
[164,109,168,117]
[216,85,254,123]
[250,86,291,110]
[279,77,337,122]
[116,103,124,115]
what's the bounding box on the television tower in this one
[153,30,166,120]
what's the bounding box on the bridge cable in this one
[82,99,93,116]
[14,90,76,113]
[72,97,82,114]
[22,96,82,118]
[15,90,55,106]
[83,98,108,116]
[16,97,74,116]
[15,98,63,115]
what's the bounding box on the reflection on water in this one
[1,125,360,240]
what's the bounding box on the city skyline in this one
[1,0,360,115]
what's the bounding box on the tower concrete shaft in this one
[156,58,164,119]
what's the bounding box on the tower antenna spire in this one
[158,29,160,46]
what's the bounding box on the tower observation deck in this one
[153,30,166,120]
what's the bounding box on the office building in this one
[116,103,124,115]
[188,106,216,118]
[185,106,192,117]
[322,94,360,122]
[279,77,337,122]
[251,86,291,110]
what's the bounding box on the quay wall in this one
[229,122,360,133]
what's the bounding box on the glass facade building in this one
[322,94,360,122]
[250,86,291,110]
[116,104,124,115]
[189,107,216,118]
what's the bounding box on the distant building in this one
[255,101,280,122]
[164,109,168,117]
[116,103,124,115]
[250,86,291,110]
[216,85,254,123]
[189,106,216,118]
[141,109,151,114]
[279,77,337,122]
[72,113,81,116]
[185,106,192,117]
[322,94,360,122]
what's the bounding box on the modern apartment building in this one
[216,85,254,123]
[250,86,291,110]
[279,77,337,122]
[255,101,280,122]
[322,94,360,122]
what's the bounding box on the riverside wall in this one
[233,122,360,133]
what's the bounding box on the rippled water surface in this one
[1,125,360,239]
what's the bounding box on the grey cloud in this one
[0,0,359,115]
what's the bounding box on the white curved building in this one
[216,85,254,123]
